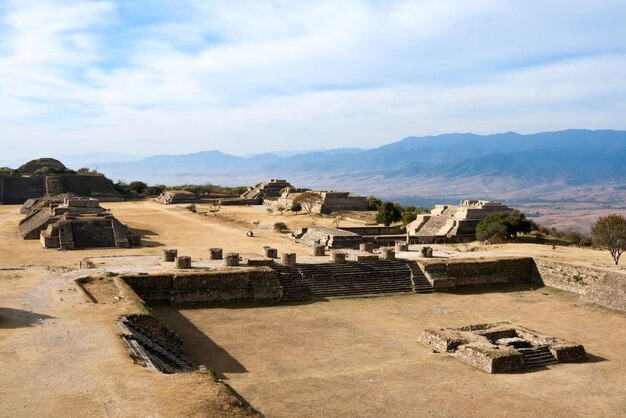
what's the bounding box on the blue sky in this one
[1,0,625,163]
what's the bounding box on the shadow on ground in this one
[133,228,164,248]
[0,307,54,329]
[154,308,248,377]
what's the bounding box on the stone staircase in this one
[406,261,434,293]
[272,260,433,300]
[520,346,557,369]
[119,317,196,374]
[294,260,415,299]
[270,264,311,302]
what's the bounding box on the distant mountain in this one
[88,129,626,204]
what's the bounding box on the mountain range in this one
[87,129,626,206]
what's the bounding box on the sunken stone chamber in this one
[420,322,586,373]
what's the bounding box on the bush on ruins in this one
[476,210,532,242]
[376,202,402,226]
[367,196,382,210]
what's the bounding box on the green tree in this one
[401,211,418,225]
[376,202,402,226]
[293,192,323,215]
[475,210,532,241]
[128,181,148,194]
[367,196,382,210]
[290,203,302,214]
[591,214,626,265]
[0,167,16,175]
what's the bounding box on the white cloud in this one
[0,0,625,162]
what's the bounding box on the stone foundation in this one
[421,257,535,290]
[163,249,177,262]
[330,252,347,263]
[264,247,278,258]
[395,241,408,252]
[312,245,325,256]
[175,256,192,269]
[420,322,586,373]
[380,249,395,260]
[209,248,223,260]
[282,253,297,266]
[224,253,240,266]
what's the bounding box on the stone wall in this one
[1,174,122,204]
[122,268,283,305]
[420,257,535,290]
[339,226,406,236]
[534,259,626,312]
[0,175,47,204]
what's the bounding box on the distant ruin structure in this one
[273,189,368,214]
[407,200,514,243]
[241,179,293,201]
[0,158,122,204]
[155,190,200,205]
[19,196,139,250]
[420,322,586,373]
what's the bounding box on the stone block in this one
[208,248,223,260]
[381,248,395,260]
[281,253,297,266]
[359,242,374,253]
[224,253,240,266]
[330,251,347,263]
[395,241,408,252]
[312,245,325,256]
[264,246,278,258]
[175,256,192,269]
[163,249,177,262]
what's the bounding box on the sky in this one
[1,0,626,163]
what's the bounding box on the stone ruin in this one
[0,158,123,204]
[420,322,586,373]
[155,190,200,205]
[240,179,293,201]
[18,196,139,250]
[406,200,514,244]
[273,189,368,214]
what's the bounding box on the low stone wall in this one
[420,257,535,290]
[455,346,523,373]
[122,268,283,305]
[534,259,626,312]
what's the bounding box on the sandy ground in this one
[156,288,626,418]
[1,200,625,417]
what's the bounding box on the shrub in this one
[401,211,418,225]
[376,202,402,226]
[273,222,289,233]
[290,203,302,214]
[367,196,382,210]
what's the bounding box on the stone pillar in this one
[175,256,192,269]
[421,246,433,258]
[312,245,325,256]
[209,248,223,260]
[330,251,347,263]
[395,241,408,252]
[264,247,278,258]
[163,249,177,262]
[281,253,297,266]
[381,248,395,260]
[359,242,374,253]
[224,253,240,266]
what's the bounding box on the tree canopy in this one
[376,202,402,226]
[591,214,626,265]
[476,210,532,242]
[292,192,322,215]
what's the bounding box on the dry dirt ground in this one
[1,200,625,417]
